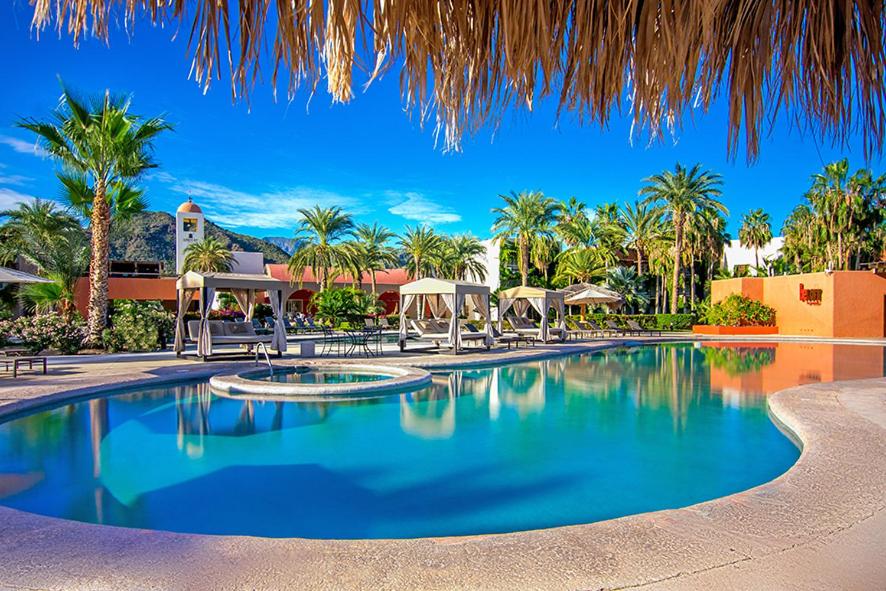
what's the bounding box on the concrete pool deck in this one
[0,337,884,590]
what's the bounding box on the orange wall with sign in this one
[74,277,178,317]
[711,271,886,338]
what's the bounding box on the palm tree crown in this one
[738,208,772,269]
[351,222,398,294]
[287,206,355,290]
[182,237,235,273]
[399,225,442,279]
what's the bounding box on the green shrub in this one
[0,312,85,354]
[702,294,775,327]
[311,288,382,326]
[102,300,174,352]
[565,313,696,331]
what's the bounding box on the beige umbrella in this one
[0,266,53,284]
[564,285,623,318]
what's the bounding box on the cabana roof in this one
[176,271,291,292]
[498,286,565,300]
[30,1,885,159]
[400,277,489,296]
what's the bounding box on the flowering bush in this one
[702,294,776,327]
[102,300,174,352]
[0,312,85,354]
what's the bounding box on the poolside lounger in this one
[627,320,661,336]
[378,317,391,329]
[409,319,490,350]
[604,319,629,335]
[583,320,610,337]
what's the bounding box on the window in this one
[182,217,198,233]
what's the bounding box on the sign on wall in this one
[799,283,823,305]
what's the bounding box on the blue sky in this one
[1,3,881,239]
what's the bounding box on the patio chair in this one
[378,317,391,329]
[582,320,608,337]
[627,319,662,336]
[491,325,534,349]
[604,319,629,336]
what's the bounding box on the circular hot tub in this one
[209,363,431,399]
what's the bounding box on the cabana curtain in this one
[497,286,567,342]
[197,287,216,357]
[173,289,196,353]
[398,278,493,351]
[230,289,256,321]
[268,289,288,353]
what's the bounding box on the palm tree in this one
[446,234,487,281]
[554,247,607,285]
[605,266,650,313]
[18,87,171,344]
[640,163,726,313]
[531,235,559,283]
[0,199,89,319]
[351,223,398,294]
[618,200,663,274]
[287,206,354,290]
[399,225,441,279]
[491,191,561,286]
[738,208,772,269]
[182,237,235,272]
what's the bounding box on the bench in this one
[2,356,48,378]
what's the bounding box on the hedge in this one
[566,313,696,331]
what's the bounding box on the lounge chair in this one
[604,319,629,336]
[627,319,662,336]
[568,319,595,339]
[491,325,534,349]
[251,318,271,335]
[409,319,490,350]
[378,317,391,329]
[582,320,608,337]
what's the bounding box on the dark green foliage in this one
[102,300,173,352]
[566,313,696,331]
[702,294,776,327]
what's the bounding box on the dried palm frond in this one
[28,0,885,159]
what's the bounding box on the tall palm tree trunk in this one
[636,249,643,275]
[86,180,110,345]
[519,235,530,286]
[689,253,696,309]
[671,216,683,314]
[370,270,378,296]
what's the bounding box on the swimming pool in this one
[0,343,882,539]
[258,367,389,384]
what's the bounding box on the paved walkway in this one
[0,339,884,590]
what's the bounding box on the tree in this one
[287,206,355,290]
[18,87,171,344]
[182,237,235,272]
[351,223,398,294]
[439,234,488,281]
[0,199,89,319]
[738,208,772,269]
[640,163,726,313]
[605,266,650,313]
[399,225,441,279]
[618,200,663,274]
[491,191,561,286]
[554,247,607,285]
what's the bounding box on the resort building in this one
[711,270,886,338]
[722,237,784,276]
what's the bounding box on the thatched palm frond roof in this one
[30,1,885,159]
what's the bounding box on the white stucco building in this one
[175,198,205,274]
[467,238,501,293]
[722,237,784,275]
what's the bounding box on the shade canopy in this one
[174,271,294,357]
[0,266,52,284]
[30,2,884,159]
[498,286,567,342]
[398,278,493,351]
[564,286,623,306]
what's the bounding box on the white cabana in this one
[398,278,493,351]
[174,271,294,358]
[497,286,567,342]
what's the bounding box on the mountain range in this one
[108,211,291,273]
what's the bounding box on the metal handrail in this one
[255,342,273,375]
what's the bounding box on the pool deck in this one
[0,336,885,590]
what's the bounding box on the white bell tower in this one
[175,197,205,274]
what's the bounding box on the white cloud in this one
[167,179,366,231]
[145,170,177,183]
[0,174,32,186]
[386,191,461,224]
[0,135,48,157]
[0,188,40,210]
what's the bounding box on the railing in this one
[255,342,273,375]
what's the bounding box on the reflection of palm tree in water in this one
[499,363,546,414]
[234,401,256,435]
[175,384,213,449]
[89,398,109,523]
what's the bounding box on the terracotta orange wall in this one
[74,277,178,317]
[831,272,886,338]
[710,271,886,338]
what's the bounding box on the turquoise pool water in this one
[259,368,388,384]
[1,343,881,539]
